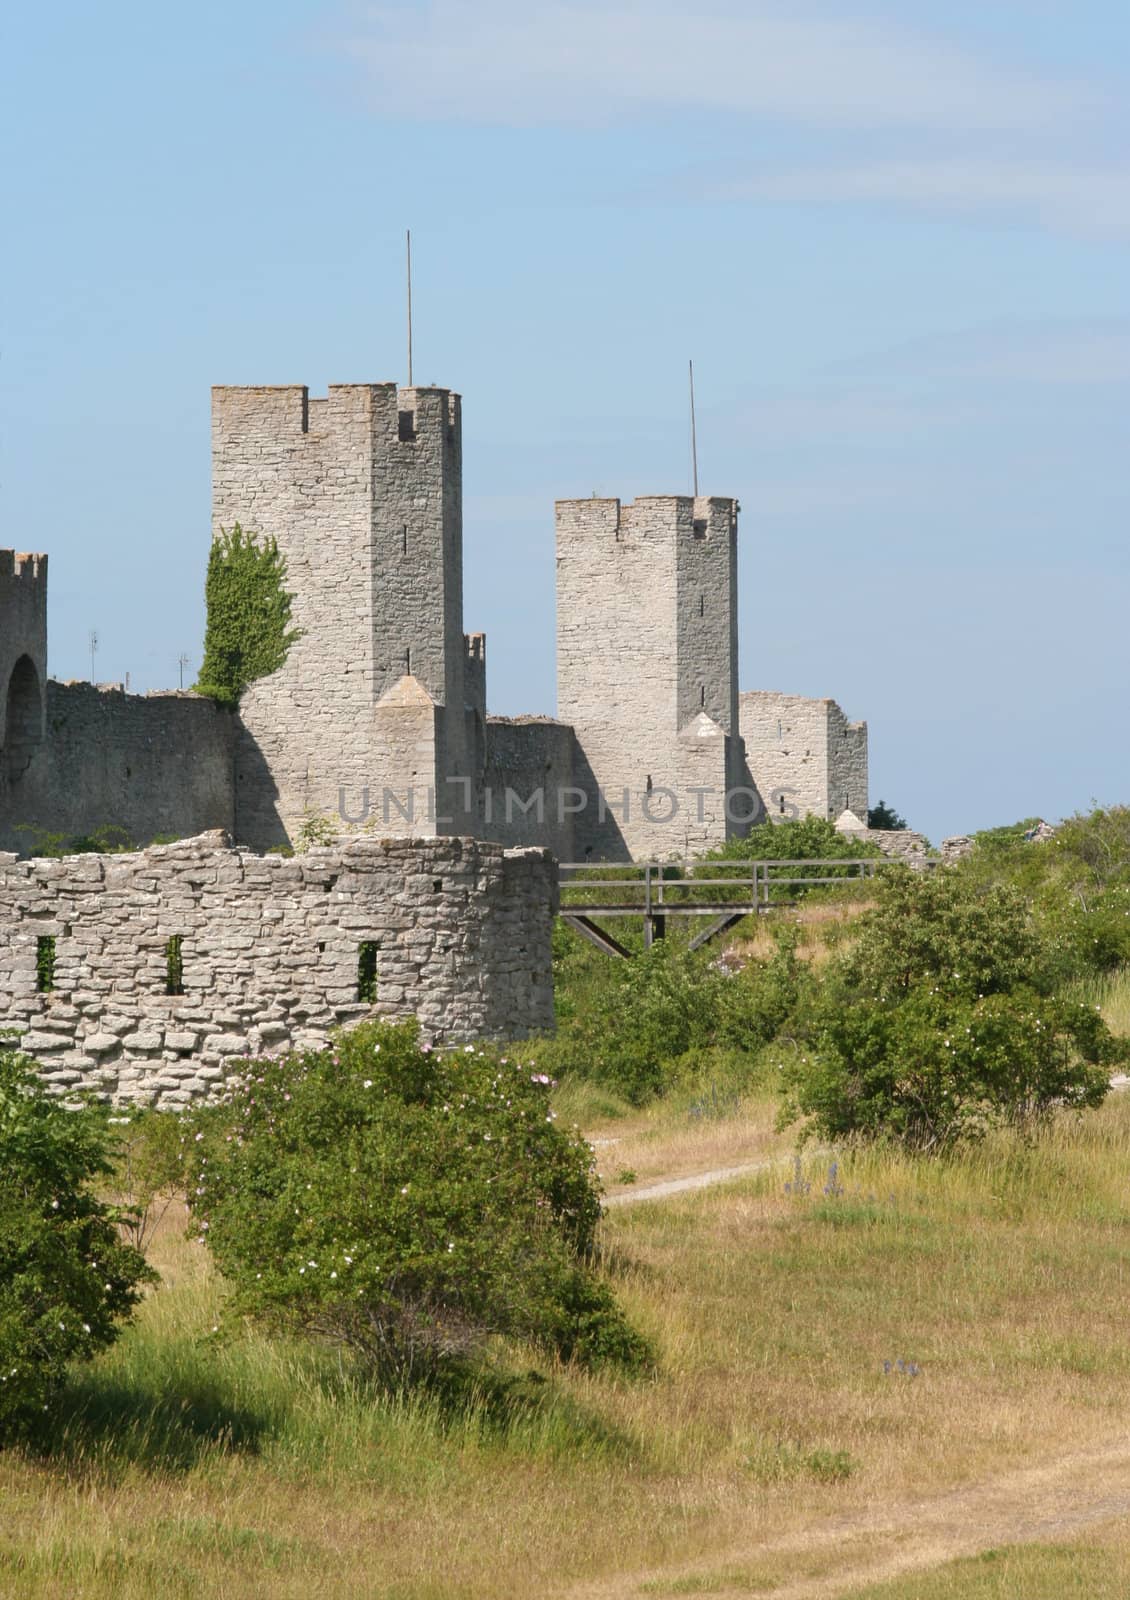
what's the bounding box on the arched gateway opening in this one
[4,655,44,783]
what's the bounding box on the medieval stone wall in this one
[479,716,578,860]
[0,832,557,1108]
[0,682,235,855]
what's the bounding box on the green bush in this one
[778,870,1126,1151]
[0,1053,155,1442]
[539,935,804,1105]
[186,1021,650,1387]
[698,815,883,901]
[956,808,1130,979]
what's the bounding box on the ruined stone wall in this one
[0,682,235,855]
[556,496,742,860]
[0,833,557,1108]
[835,820,933,866]
[212,384,471,850]
[739,691,867,823]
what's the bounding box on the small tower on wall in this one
[210,383,473,848]
[0,552,48,795]
[556,495,754,860]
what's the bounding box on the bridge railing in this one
[559,857,909,916]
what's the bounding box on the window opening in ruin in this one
[700,685,705,708]
[693,519,707,540]
[165,936,185,996]
[699,594,705,617]
[432,880,442,893]
[36,936,56,994]
[398,410,416,442]
[401,525,408,555]
[317,941,325,953]
[358,943,378,1004]
[405,647,411,675]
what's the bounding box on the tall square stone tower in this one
[556,496,751,859]
[211,383,472,848]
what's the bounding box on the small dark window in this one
[398,410,416,442]
[433,880,443,893]
[401,525,408,555]
[405,647,412,675]
[692,519,708,540]
[165,935,184,996]
[358,942,378,1003]
[36,936,55,994]
[700,685,706,708]
[317,941,325,953]
[699,594,705,617]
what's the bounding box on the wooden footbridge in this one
[558,858,905,959]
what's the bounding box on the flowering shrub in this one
[0,1052,154,1442]
[186,1021,650,1387]
[779,871,1127,1150]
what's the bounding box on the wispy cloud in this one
[339,1,1097,133]
[716,160,1130,240]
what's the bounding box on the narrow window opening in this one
[700,685,706,708]
[692,519,708,540]
[432,879,443,893]
[699,594,705,617]
[398,410,416,442]
[317,941,325,953]
[405,647,411,675]
[165,935,184,997]
[401,524,408,555]
[358,942,378,1004]
[36,936,56,994]
[645,774,653,793]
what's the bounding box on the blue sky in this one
[2,0,1127,843]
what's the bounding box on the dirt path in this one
[601,1156,791,1209]
[592,1138,1130,1596]
[562,1434,1130,1599]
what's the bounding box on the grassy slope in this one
[5,1051,1130,1598]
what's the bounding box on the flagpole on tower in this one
[689,359,699,497]
[406,229,414,388]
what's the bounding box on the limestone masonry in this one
[0,378,870,863]
[0,832,556,1107]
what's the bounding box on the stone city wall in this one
[0,681,235,856]
[0,832,557,1108]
